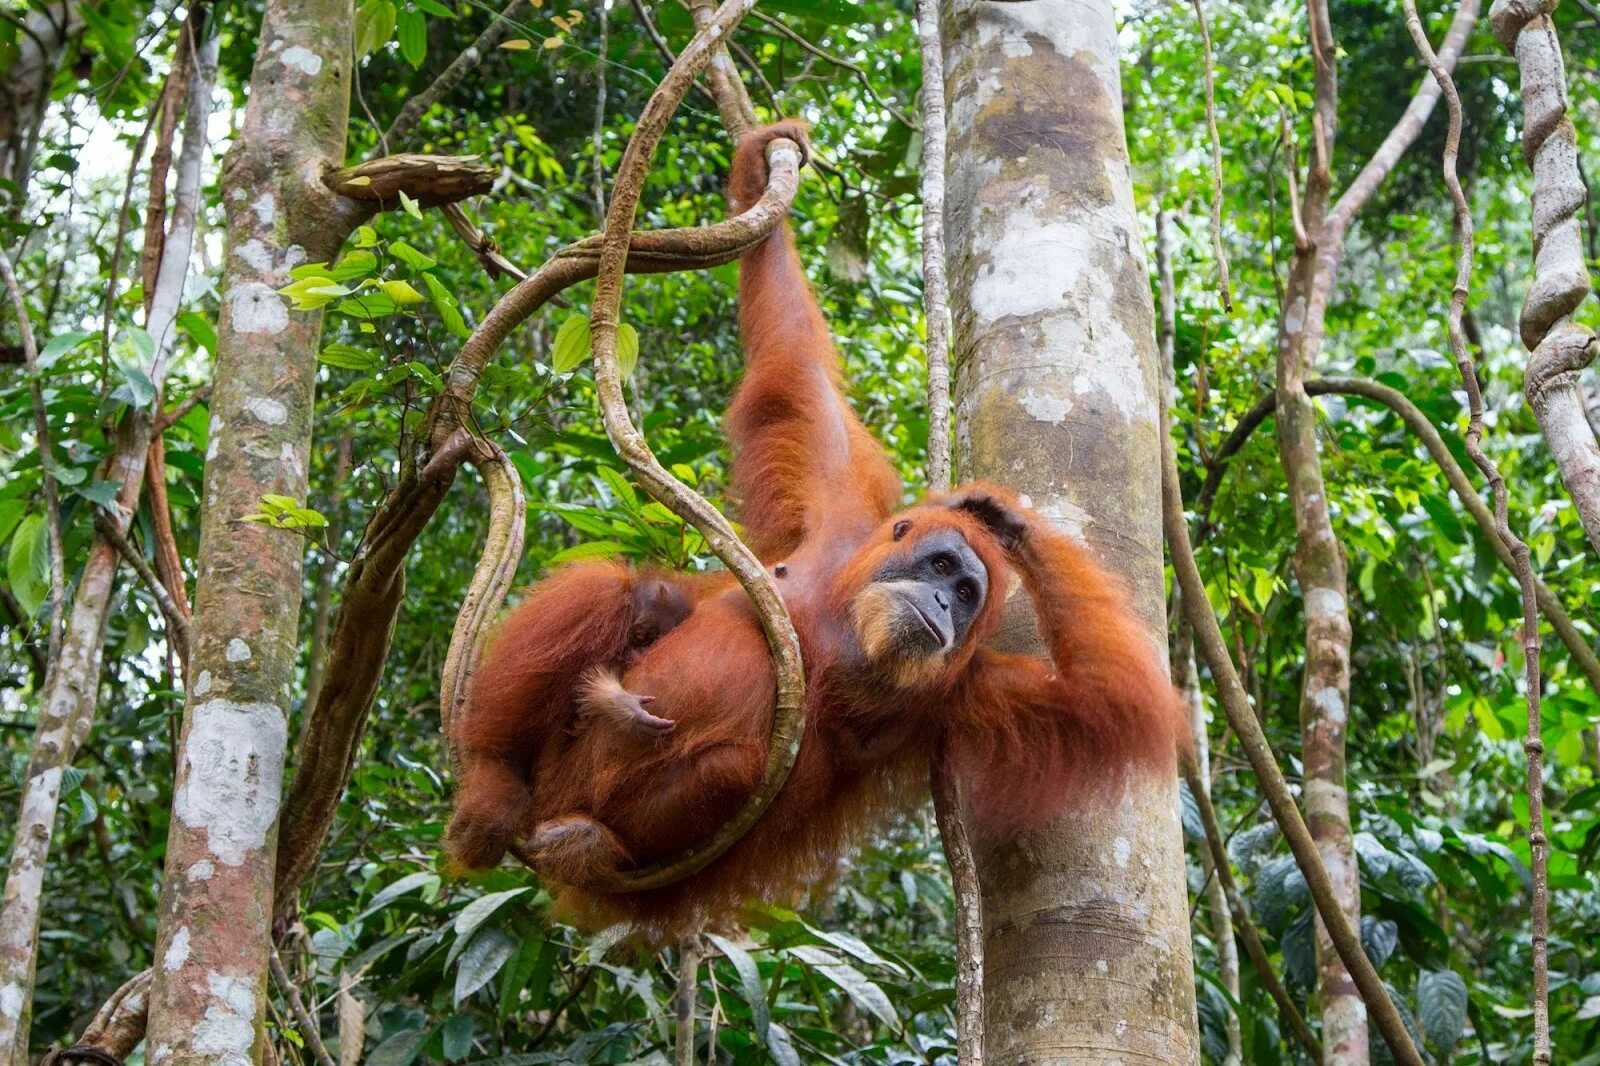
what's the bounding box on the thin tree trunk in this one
[144,2,354,1056]
[1274,3,1475,1058]
[1490,0,1600,561]
[942,0,1197,1058]
[0,1,82,213]
[0,25,216,1061]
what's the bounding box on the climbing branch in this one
[1162,425,1426,1066]
[1406,5,1549,1057]
[1192,377,1600,694]
[584,0,806,893]
[931,754,983,1066]
[274,56,802,915]
[1182,760,1322,1060]
[1491,0,1600,566]
[94,512,190,657]
[270,948,337,1066]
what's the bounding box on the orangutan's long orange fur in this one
[446,121,1188,939]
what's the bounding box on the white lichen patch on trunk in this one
[172,700,287,866]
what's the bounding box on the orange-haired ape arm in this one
[724,122,901,560]
[446,561,639,870]
[946,487,1188,835]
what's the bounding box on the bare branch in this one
[676,938,703,1066]
[1328,0,1478,229]
[916,0,952,490]
[94,512,190,658]
[270,948,336,1066]
[1491,0,1600,563]
[1183,761,1322,1060]
[383,1,531,147]
[1161,424,1426,1066]
[1195,377,1600,694]
[1188,0,1233,310]
[750,11,919,130]
[1403,4,1550,1052]
[931,753,983,1066]
[585,0,806,893]
[324,153,494,208]
[0,245,64,659]
[41,969,151,1066]
[440,203,528,282]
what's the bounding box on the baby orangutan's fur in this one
[445,121,1189,939]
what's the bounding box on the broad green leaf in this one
[366,1028,429,1066]
[551,314,591,373]
[37,330,95,370]
[422,273,469,338]
[1417,970,1468,1052]
[707,933,770,1037]
[547,540,629,564]
[399,189,423,220]
[617,321,640,378]
[357,871,439,922]
[389,239,436,271]
[397,8,427,67]
[355,0,397,56]
[1360,915,1398,969]
[452,887,530,944]
[766,1021,802,1066]
[379,279,426,305]
[7,514,49,618]
[454,929,517,1005]
[789,946,898,1028]
[319,343,383,371]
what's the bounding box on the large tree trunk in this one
[144,2,354,1057]
[0,25,216,1062]
[942,0,1197,1059]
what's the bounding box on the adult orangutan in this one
[445,121,1187,936]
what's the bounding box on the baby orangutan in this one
[576,579,692,738]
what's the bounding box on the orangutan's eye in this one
[957,580,977,603]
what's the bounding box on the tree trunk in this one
[942,0,1197,1059]
[0,1,82,212]
[0,26,216,1062]
[144,2,354,1058]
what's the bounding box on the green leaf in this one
[318,343,383,371]
[439,1013,476,1060]
[399,189,423,221]
[112,364,156,408]
[546,540,629,564]
[451,887,530,949]
[707,933,770,1037]
[37,330,95,370]
[422,273,469,338]
[397,8,427,67]
[1417,970,1468,1052]
[336,292,400,319]
[413,0,455,15]
[7,513,49,619]
[355,0,397,57]
[617,321,640,378]
[766,1022,803,1066]
[354,225,379,248]
[177,311,217,352]
[454,928,517,1005]
[1361,915,1398,969]
[389,239,436,272]
[379,279,426,305]
[366,1028,429,1066]
[357,871,440,922]
[789,946,898,1028]
[551,314,591,373]
[75,481,122,507]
